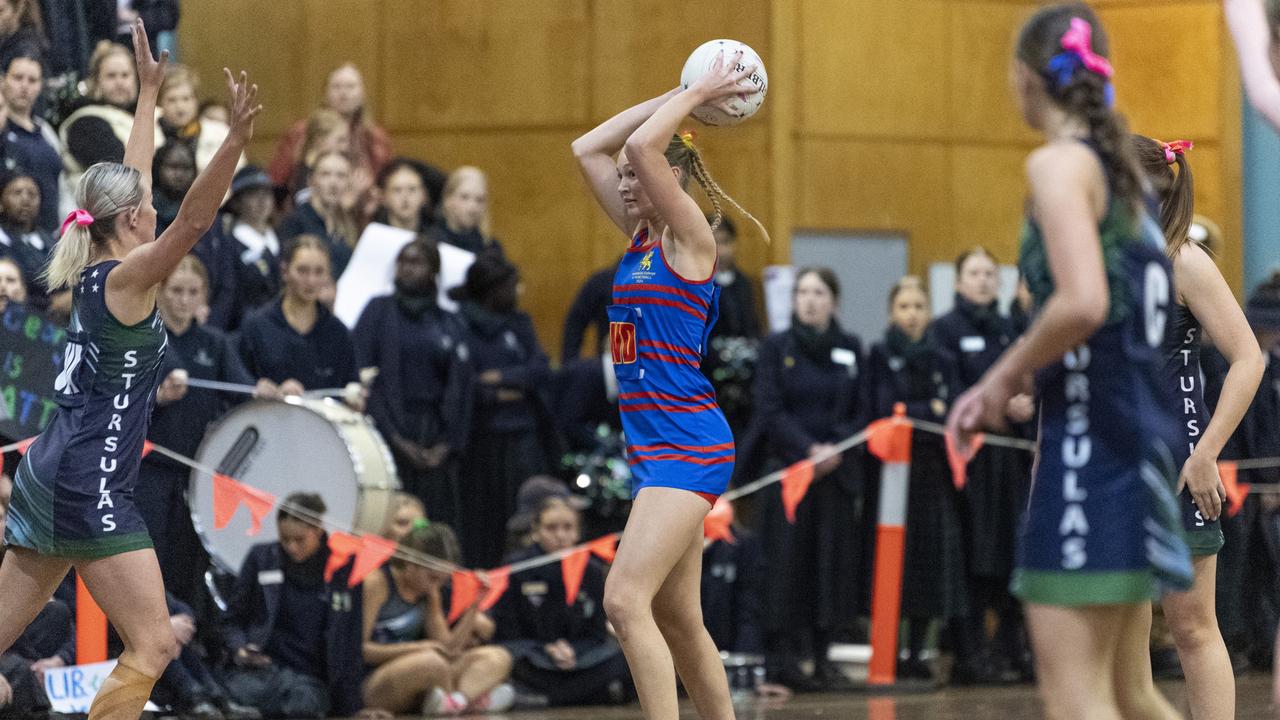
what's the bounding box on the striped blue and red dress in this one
[607,227,735,501]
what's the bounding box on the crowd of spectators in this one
[4,4,1280,717]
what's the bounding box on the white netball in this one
[680,39,768,126]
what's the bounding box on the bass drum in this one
[190,398,399,574]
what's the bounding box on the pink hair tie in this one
[59,209,94,237]
[1160,139,1193,165]
[1060,17,1113,79]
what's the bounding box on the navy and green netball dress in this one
[6,260,167,558]
[1013,153,1193,605]
[1162,300,1225,555]
[608,228,734,500]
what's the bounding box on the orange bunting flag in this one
[781,460,815,524]
[142,441,155,458]
[1218,461,1251,518]
[449,570,481,623]
[944,432,985,490]
[15,437,34,455]
[479,567,510,612]
[562,547,590,605]
[349,534,398,588]
[867,404,913,463]
[587,534,618,563]
[703,497,736,544]
[211,474,276,534]
[325,531,362,583]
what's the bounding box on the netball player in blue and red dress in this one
[0,21,261,720]
[572,52,763,720]
[948,6,1193,719]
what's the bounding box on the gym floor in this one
[477,672,1275,719]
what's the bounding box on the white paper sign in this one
[762,265,796,333]
[334,223,477,328]
[44,661,160,713]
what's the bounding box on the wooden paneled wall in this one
[180,0,1241,358]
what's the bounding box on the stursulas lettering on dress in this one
[96,349,138,532]
[1179,328,1205,527]
[1060,345,1091,570]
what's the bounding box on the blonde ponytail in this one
[42,162,143,290]
[663,133,771,245]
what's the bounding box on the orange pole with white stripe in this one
[867,404,913,686]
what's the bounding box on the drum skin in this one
[190,397,400,573]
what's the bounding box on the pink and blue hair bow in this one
[1047,17,1116,106]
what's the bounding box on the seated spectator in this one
[158,64,241,173]
[371,157,442,234]
[58,39,161,190]
[280,107,348,208]
[0,0,45,72]
[277,150,359,278]
[361,522,515,716]
[151,593,261,720]
[354,239,472,526]
[867,277,967,682]
[0,170,62,313]
[493,497,630,708]
[0,53,63,233]
[451,254,554,567]
[559,264,614,363]
[152,140,196,233]
[222,493,368,719]
[239,235,356,395]
[139,257,281,605]
[426,166,502,257]
[268,63,390,202]
[194,165,283,332]
[503,476,586,554]
[380,492,426,543]
[0,254,25,312]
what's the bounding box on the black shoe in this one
[814,660,858,691]
[776,665,825,694]
[949,659,998,686]
[897,658,934,682]
[216,701,261,720]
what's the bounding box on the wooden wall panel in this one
[948,144,1030,266]
[948,2,1040,144]
[797,0,951,138]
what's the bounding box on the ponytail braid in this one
[663,133,771,244]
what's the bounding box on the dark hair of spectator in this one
[447,252,517,304]
[2,50,42,76]
[534,496,578,528]
[954,246,997,275]
[278,492,327,523]
[163,254,210,293]
[281,234,332,266]
[392,521,462,568]
[794,266,840,301]
[887,275,926,309]
[401,236,441,276]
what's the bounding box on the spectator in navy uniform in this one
[426,166,502,257]
[276,150,359,279]
[452,254,553,568]
[138,257,281,605]
[151,139,196,233]
[239,235,357,395]
[211,166,280,332]
[370,157,443,234]
[928,247,1029,682]
[751,266,868,691]
[0,53,63,233]
[551,355,619,453]
[0,255,24,311]
[494,497,630,708]
[559,264,614,363]
[222,494,368,719]
[707,215,759,342]
[354,239,473,526]
[0,170,62,314]
[867,277,968,682]
[0,1,45,73]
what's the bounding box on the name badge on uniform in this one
[831,347,856,371]
[960,336,987,353]
[257,569,283,586]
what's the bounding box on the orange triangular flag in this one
[945,432,985,490]
[562,547,590,605]
[703,497,736,544]
[238,483,277,536]
[1218,461,1251,518]
[781,460,815,524]
[479,567,510,612]
[141,441,154,458]
[867,406,913,463]
[325,531,362,583]
[449,570,481,623]
[15,437,34,454]
[587,534,618,563]
[349,534,398,587]
[212,474,240,529]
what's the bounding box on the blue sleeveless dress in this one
[608,228,734,498]
[7,260,167,558]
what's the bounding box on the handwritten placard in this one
[1,304,66,441]
[43,661,161,713]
